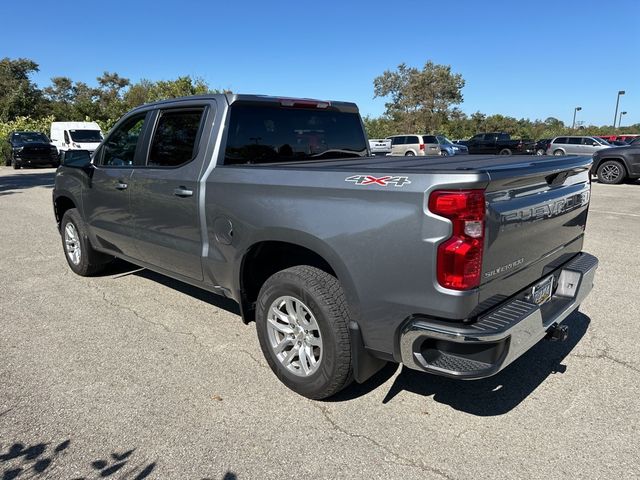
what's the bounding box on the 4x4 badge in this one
[345,175,411,187]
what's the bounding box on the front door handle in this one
[173,187,193,198]
[115,181,128,190]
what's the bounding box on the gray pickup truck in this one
[53,94,598,399]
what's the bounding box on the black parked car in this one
[8,131,59,169]
[592,143,640,184]
[534,138,551,155]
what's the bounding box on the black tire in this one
[553,149,564,156]
[405,151,415,156]
[60,208,112,276]
[12,160,20,169]
[440,150,449,157]
[255,266,352,399]
[597,160,626,185]
[536,148,546,156]
[499,148,512,155]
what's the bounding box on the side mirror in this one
[60,150,94,177]
[592,142,598,146]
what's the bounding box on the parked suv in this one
[388,135,440,156]
[547,136,611,156]
[592,143,640,184]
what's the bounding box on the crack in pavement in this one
[570,351,640,374]
[317,405,456,480]
[91,284,208,350]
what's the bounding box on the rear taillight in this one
[429,190,486,290]
[419,144,425,151]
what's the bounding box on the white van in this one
[50,121,103,154]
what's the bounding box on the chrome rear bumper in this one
[399,252,598,379]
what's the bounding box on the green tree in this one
[373,61,465,133]
[0,58,44,122]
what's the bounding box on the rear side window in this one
[422,135,437,143]
[391,136,405,145]
[224,104,368,165]
[567,138,582,145]
[554,137,568,144]
[147,108,204,167]
[406,136,420,144]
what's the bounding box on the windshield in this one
[436,135,454,145]
[224,104,368,164]
[69,129,103,143]
[12,132,48,144]
[596,138,610,145]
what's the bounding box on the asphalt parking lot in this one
[1,167,639,479]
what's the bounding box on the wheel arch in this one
[237,235,358,325]
[53,194,77,230]
[594,155,629,173]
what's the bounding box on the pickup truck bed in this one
[53,93,597,399]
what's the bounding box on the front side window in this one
[147,109,204,167]
[101,114,147,167]
[224,104,368,165]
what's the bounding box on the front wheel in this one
[60,208,112,276]
[255,266,353,399]
[597,160,626,184]
[536,148,546,156]
[12,160,20,169]
[440,150,449,157]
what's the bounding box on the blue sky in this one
[3,0,639,126]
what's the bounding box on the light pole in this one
[613,90,625,127]
[618,111,627,128]
[572,106,582,129]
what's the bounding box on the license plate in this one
[531,275,554,305]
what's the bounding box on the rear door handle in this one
[115,181,128,190]
[173,187,193,198]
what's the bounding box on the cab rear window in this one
[224,104,368,165]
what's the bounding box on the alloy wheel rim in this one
[266,295,323,377]
[601,165,620,182]
[64,223,81,265]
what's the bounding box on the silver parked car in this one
[388,134,440,156]
[547,136,611,156]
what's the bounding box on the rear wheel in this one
[255,266,352,399]
[405,151,415,156]
[553,149,564,156]
[60,208,112,276]
[597,160,626,184]
[499,148,512,155]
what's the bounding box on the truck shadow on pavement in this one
[0,170,55,196]
[101,259,241,316]
[334,311,591,416]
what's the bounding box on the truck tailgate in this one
[478,156,592,310]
